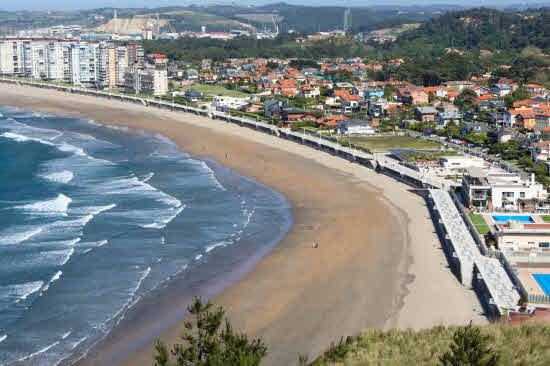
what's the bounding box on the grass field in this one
[180,84,249,98]
[541,215,550,223]
[310,323,550,366]
[469,213,490,235]
[347,136,440,150]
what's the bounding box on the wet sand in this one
[0,84,485,366]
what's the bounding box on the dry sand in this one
[0,84,486,366]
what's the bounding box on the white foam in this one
[195,254,203,260]
[141,205,185,229]
[41,170,74,184]
[87,120,101,127]
[40,271,63,295]
[142,172,154,183]
[83,249,92,254]
[200,161,226,191]
[205,241,228,253]
[96,240,108,247]
[14,281,44,303]
[60,248,75,265]
[243,207,256,230]
[15,341,60,362]
[0,131,55,146]
[16,194,72,217]
[0,334,6,343]
[60,238,81,246]
[61,331,71,340]
[0,226,43,245]
[71,336,87,350]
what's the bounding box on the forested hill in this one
[379,8,550,58]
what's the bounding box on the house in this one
[184,89,203,102]
[516,111,536,130]
[199,73,218,83]
[263,99,289,117]
[524,84,546,95]
[363,87,384,100]
[434,101,459,114]
[414,106,437,122]
[212,96,250,110]
[535,109,550,129]
[184,69,199,80]
[504,109,528,128]
[337,119,376,135]
[397,87,429,105]
[281,109,316,123]
[462,168,546,210]
[531,141,550,161]
[384,104,404,118]
[460,121,490,136]
[435,111,461,128]
[299,84,320,98]
[491,83,512,97]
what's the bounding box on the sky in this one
[1,0,549,11]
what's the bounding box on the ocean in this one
[0,106,292,365]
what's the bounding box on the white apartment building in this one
[0,39,24,75]
[462,167,547,210]
[124,67,168,96]
[0,39,143,88]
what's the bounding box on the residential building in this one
[435,111,461,128]
[414,106,437,122]
[531,141,550,162]
[397,86,429,105]
[212,96,250,110]
[462,168,546,209]
[337,119,376,135]
[491,83,512,97]
[125,67,168,96]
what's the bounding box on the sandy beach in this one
[0,84,486,366]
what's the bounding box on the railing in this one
[528,294,550,304]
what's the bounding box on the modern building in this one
[462,168,547,210]
[211,96,250,110]
[337,119,376,135]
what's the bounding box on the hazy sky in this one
[1,0,547,11]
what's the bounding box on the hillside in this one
[309,323,550,366]
[387,8,550,56]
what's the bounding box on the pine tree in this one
[439,323,499,366]
[154,297,267,366]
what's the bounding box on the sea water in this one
[0,106,291,365]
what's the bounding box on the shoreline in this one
[0,84,486,366]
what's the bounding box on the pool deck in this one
[516,266,550,296]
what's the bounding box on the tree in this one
[454,89,477,110]
[154,297,267,366]
[439,323,499,366]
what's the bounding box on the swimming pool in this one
[533,274,550,296]
[492,215,535,223]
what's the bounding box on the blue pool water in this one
[492,215,535,223]
[533,274,550,296]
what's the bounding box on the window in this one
[539,242,550,248]
[520,192,526,198]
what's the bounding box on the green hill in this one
[384,8,550,58]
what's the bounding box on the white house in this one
[462,168,547,209]
[338,119,376,135]
[211,96,250,110]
